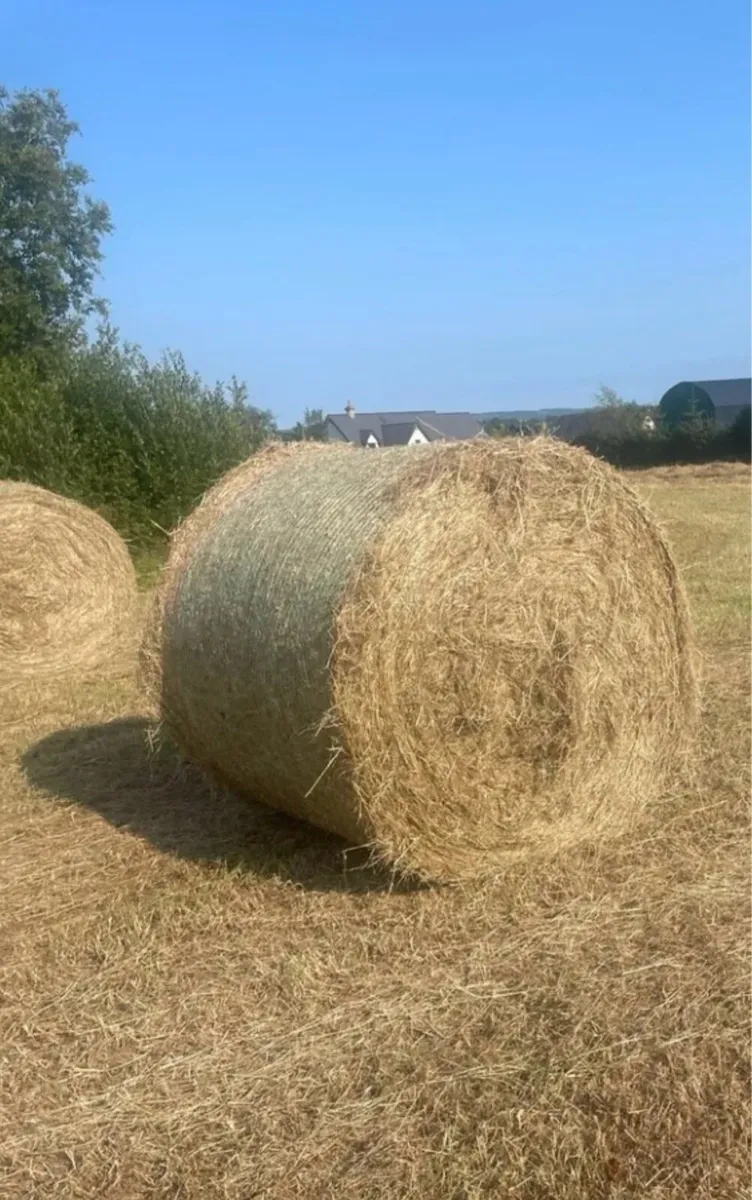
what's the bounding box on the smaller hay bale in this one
[145,438,697,882]
[0,482,138,683]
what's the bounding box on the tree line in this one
[0,86,329,542]
[483,384,750,468]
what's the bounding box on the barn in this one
[659,378,751,428]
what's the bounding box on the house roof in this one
[326,410,483,446]
[381,421,421,446]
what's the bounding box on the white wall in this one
[407,426,429,446]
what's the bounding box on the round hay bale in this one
[140,440,338,708]
[0,482,138,682]
[146,438,696,881]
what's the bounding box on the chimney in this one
[344,400,355,419]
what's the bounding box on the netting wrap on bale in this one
[140,442,334,706]
[0,482,138,685]
[146,439,696,881]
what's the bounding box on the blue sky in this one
[6,0,750,424]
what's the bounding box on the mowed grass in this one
[0,465,749,1199]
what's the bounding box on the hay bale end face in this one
[0,482,138,683]
[147,439,696,881]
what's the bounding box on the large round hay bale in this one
[140,441,335,707]
[146,438,696,881]
[0,482,138,682]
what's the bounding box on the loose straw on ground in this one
[144,438,696,881]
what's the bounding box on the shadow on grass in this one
[22,718,420,895]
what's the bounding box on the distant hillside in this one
[477,407,589,422]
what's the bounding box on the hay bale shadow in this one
[22,719,419,895]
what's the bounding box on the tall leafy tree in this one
[291,407,327,441]
[0,87,112,359]
[594,383,627,408]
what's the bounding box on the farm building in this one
[659,378,751,428]
[325,403,484,447]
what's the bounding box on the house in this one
[324,404,485,447]
[659,378,751,428]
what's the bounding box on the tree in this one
[658,382,715,428]
[0,321,278,538]
[731,404,751,448]
[482,416,543,438]
[0,87,112,360]
[290,407,327,441]
[587,382,650,437]
[594,383,628,407]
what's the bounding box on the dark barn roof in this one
[688,378,751,409]
[659,378,751,428]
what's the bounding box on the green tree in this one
[0,324,277,539]
[291,407,327,441]
[594,383,627,407]
[482,416,543,438]
[590,383,649,436]
[0,87,112,360]
[731,404,751,448]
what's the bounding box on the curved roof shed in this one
[659,378,751,427]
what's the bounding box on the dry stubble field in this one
[0,463,749,1199]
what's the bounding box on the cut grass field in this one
[0,463,749,1199]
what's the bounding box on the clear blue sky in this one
[6,0,751,424]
